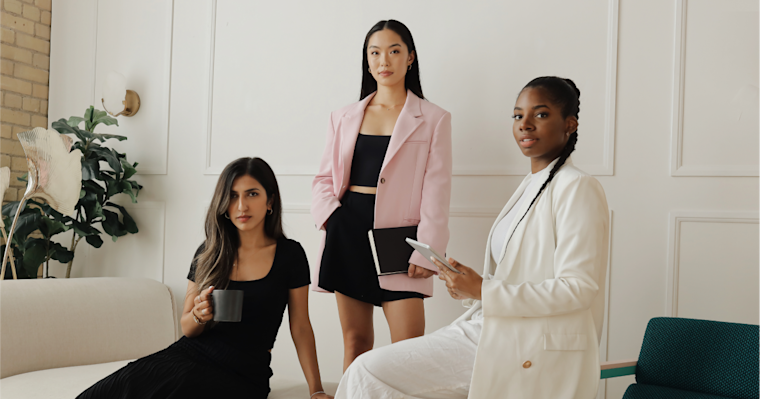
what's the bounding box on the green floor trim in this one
[600,366,636,379]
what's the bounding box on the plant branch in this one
[65,235,82,279]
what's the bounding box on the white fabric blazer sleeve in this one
[481,175,608,318]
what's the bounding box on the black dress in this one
[77,238,311,399]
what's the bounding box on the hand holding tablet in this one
[405,238,462,274]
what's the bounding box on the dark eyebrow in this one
[368,44,402,49]
[532,105,549,110]
[231,188,260,194]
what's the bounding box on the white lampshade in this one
[103,71,127,115]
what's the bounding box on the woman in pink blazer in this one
[311,20,452,371]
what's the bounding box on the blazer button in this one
[380,178,386,184]
[522,361,532,369]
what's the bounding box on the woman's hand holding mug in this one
[193,286,215,323]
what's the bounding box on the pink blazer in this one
[311,90,452,297]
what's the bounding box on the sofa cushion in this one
[0,360,131,399]
[0,361,338,399]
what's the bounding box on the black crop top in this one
[349,134,391,187]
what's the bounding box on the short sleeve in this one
[187,243,205,282]
[287,240,311,289]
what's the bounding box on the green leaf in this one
[11,210,42,244]
[67,116,85,128]
[93,111,119,127]
[39,217,68,237]
[16,172,27,184]
[81,158,100,181]
[84,106,94,131]
[49,242,74,264]
[118,181,137,203]
[82,180,105,198]
[90,147,122,174]
[85,234,103,248]
[52,118,77,135]
[101,209,127,239]
[92,133,127,143]
[91,108,108,121]
[120,158,136,179]
[80,189,86,199]
[81,199,103,222]
[1,201,21,221]
[105,202,138,234]
[22,242,47,276]
[103,174,119,198]
[76,126,95,141]
[72,220,100,237]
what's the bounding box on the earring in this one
[267,209,273,215]
[408,64,412,71]
[368,67,371,73]
[224,212,230,219]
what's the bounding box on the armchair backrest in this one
[637,317,758,399]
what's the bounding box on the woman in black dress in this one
[79,157,332,399]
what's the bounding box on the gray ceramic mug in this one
[211,289,244,322]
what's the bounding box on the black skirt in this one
[319,191,424,307]
[77,337,271,399]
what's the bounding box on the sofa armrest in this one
[600,359,637,379]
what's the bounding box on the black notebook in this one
[368,226,419,276]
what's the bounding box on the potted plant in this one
[1,106,143,278]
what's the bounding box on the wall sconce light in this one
[101,71,141,117]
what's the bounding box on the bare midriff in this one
[349,185,377,194]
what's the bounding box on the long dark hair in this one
[360,20,424,100]
[506,77,580,248]
[193,157,285,294]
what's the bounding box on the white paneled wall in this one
[48,1,758,397]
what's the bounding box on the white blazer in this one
[456,157,609,399]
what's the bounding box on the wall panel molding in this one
[665,211,759,316]
[669,0,759,177]
[202,0,619,177]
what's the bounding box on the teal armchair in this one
[600,317,758,399]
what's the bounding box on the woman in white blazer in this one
[335,77,609,399]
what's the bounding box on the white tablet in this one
[405,238,462,274]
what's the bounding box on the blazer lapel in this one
[338,93,376,189]
[381,90,424,171]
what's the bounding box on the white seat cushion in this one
[0,360,338,399]
[0,360,131,399]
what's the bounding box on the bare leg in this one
[382,297,425,343]
[336,292,375,372]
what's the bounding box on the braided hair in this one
[505,77,581,248]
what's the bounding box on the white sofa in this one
[0,277,337,398]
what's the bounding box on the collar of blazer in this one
[339,90,425,177]
[483,156,575,277]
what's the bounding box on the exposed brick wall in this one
[1,0,51,204]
